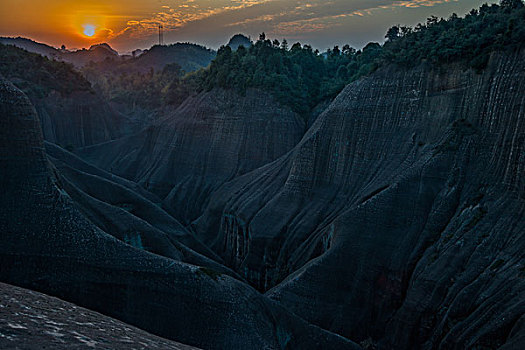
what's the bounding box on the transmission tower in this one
[158,24,164,46]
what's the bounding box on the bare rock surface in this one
[34,90,129,148]
[45,141,235,277]
[0,76,359,350]
[79,88,305,224]
[0,282,199,350]
[192,50,525,348]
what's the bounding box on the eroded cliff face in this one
[33,90,128,148]
[79,88,305,224]
[0,77,358,350]
[193,49,525,348]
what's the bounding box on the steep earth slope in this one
[0,77,358,350]
[79,88,305,224]
[0,282,199,350]
[34,90,128,148]
[45,141,232,274]
[192,49,525,348]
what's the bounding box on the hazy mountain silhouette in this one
[227,34,252,50]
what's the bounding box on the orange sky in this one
[0,0,495,53]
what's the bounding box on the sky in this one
[0,0,496,53]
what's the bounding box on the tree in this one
[342,44,356,56]
[291,42,302,52]
[399,26,412,36]
[426,15,439,26]
[281,39,288,51]
[386,26,400,41]
[336,65,348,80]
[500,0,524,9]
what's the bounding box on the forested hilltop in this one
[0,44,91,98]
[195,0,525,115]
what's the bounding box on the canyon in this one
[1,14,524,349]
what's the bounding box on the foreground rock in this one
[0,77,359,350]
[79,88,305,224]
[0,282,199,350]
[193,49,525,348]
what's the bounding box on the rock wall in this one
[34,90,128,148]
[0,77,359,350]
[79,88,305,224]
[193,49,525,348]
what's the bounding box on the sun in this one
[83,24,96,37]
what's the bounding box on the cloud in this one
[107,0,473,50]
[111,0,275,42]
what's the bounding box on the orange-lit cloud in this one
[0,0,494,52]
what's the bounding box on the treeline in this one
[0,43,91,98]
[82,62,190,109]
[196,0,525,115]
[197,34,381,115]
[382,0,525,70]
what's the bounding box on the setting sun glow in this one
[83,24,96,37]
[0,0,496,53]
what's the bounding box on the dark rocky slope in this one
[192,49,525,348]
[45,141,232,274]
[0,282,199,349]
[79,88,305,224]
[34,90,128,148]
[0,77,358,350]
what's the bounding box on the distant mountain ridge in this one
[89,42,119,55]
[0,37,215,72]
[0,37,59,58]
[129,43,216,73]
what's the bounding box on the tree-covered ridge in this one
[0,43,91,98]
[198,33,381,115]
[382,0,525,70]
[82,62,190,110]
[197,0,525,115]
[131,43,216,73]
